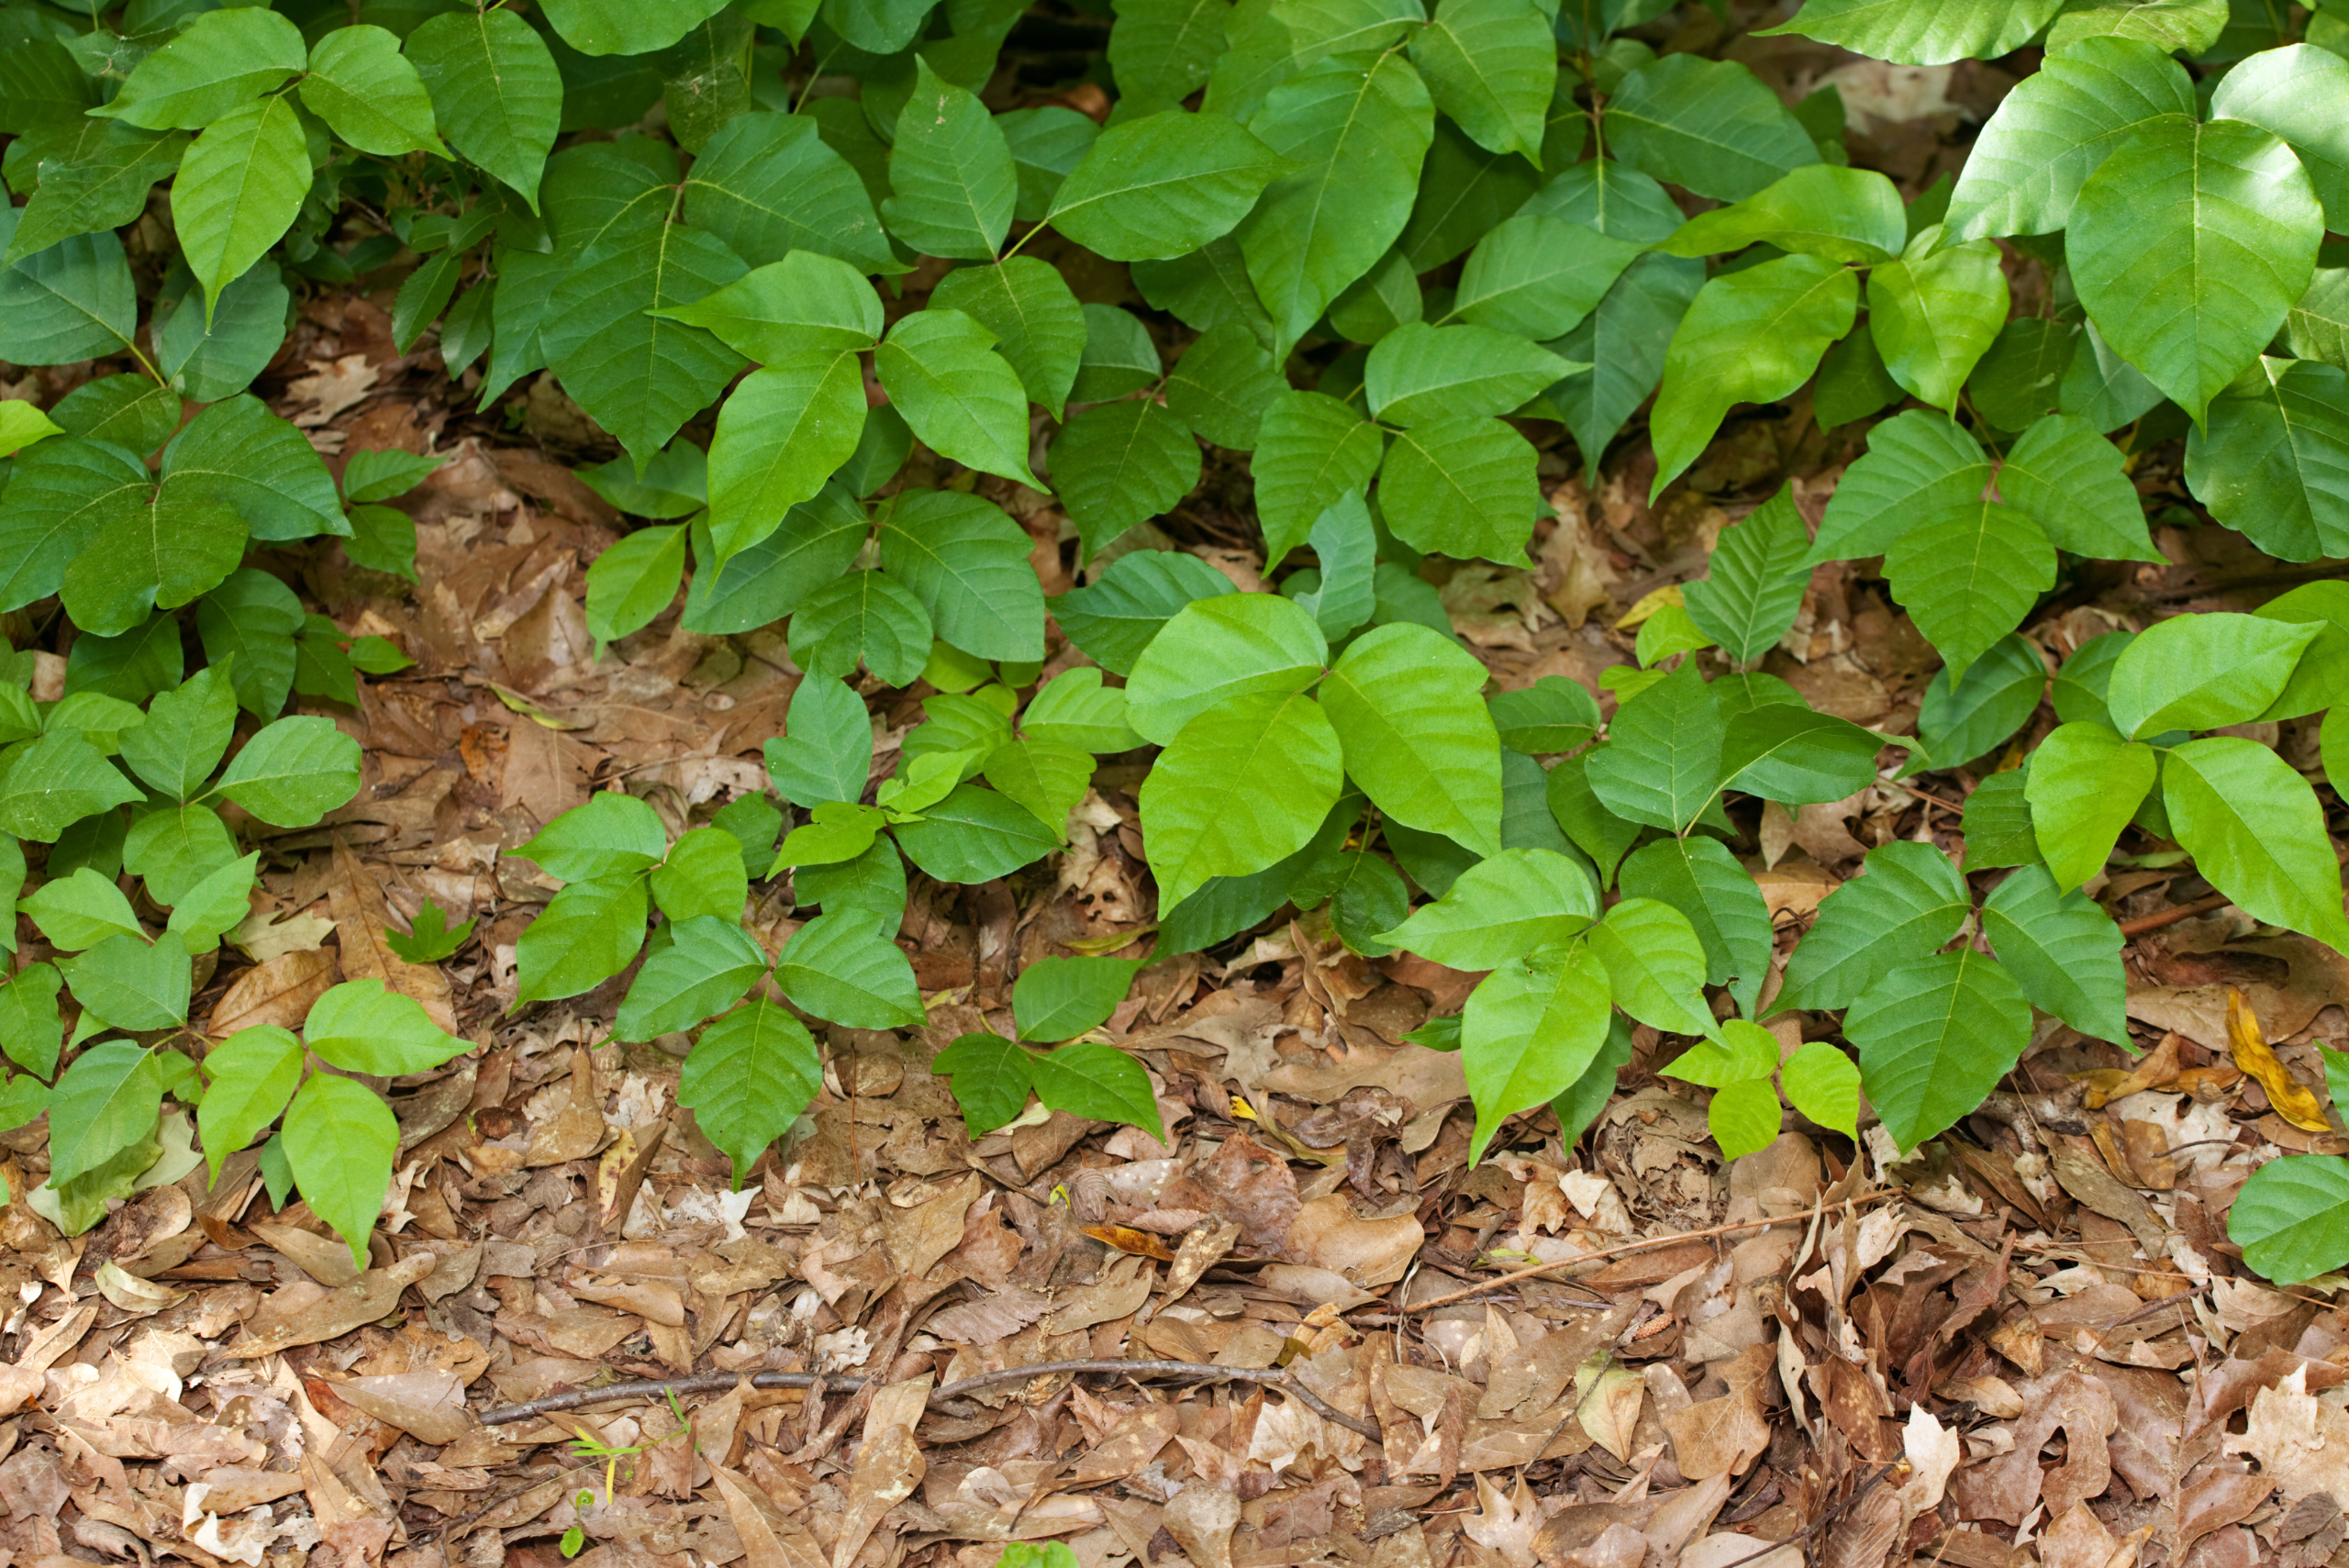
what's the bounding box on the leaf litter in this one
[5,63,2349,1568]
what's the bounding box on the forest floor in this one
[5,27,2349,1568]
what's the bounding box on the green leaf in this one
[879,490,1046,662]
[0,964,63,1080]
[6,122,188,264]
[517,873,650,1003]
[883,60,1015,260]
[1051,402,1204,565]
[1914,632,2043,771]
[1127,591,1328,744]
[683,112,894,271]
[789,570,934,686]
[984,735,1094,837]
[211,717,361,829]
[1408,0,1552,161]
[1051,550,1237,676]
[20,866,141,951]
[1945,37,2192,243]
[1238,51,1435,352]
[685,485,867,634]
[2208,44,2349,233]
[543,0,734,53]
[930,259,1085,419]
[1547,251,1705,482]
[2228,1154,2349,1285]
[303,980,466,1075]
[1808,410,1991,563]
[46,1040,162,1188]
[282,1072,396,1264]
[161,396,343,545]
[1883,500,2054,682]
[2107,612,2318,739]
[57,482,242,639]
[2069,117,2321,423]
[1585,662,1721,833]
[1047,108,1289,261]
[1252,391,1385,569]
[542,223,750,475]
[1782,1042,1860,1138]
[123,805,237,907]
[1605,53,1820,203]
[1981,862,2128,1041]
[1382,846,1596,968]
[1027,1040,1164,1137]
[92,6,306,129]
[704,355,866,569]
[517,791,669,883]
[1071,305,1160,403]
[874,309,1043,489]
[2025,721,2156,891]
[1164,321,1286,450]
[2254,582,2349,722]
[650,827,751,923]
[2047,0,2228,51]
[1776,840,1968,1012]
[777,801,885,870]
[119,664,236,804]
[0,730,140,841]
[773,908,923,1029]
[1650,255,1857,495]
[655,252,881,364]
[383,899,473,964]
[1012,955,1145,1041]
[60,932,189,1031]
[1661,164,1904,264]
[406,8,563,211]
[1961,769,2038,871]
[2288,270,2349,371]
[888,783,1056,884]
[2185,356,2349,562]
[1321,621,1503,855]
[1141,687,1342,909]
[1966,317,2073,431]
[1702,1078,1781,1160]
[1490,675,1599,755]
[678,999,822,1184]
[196,1026,302,1183]
[1453,213,1642,341]
[2166,736,2349,953]
[1378,417,1541,565]
[299,25,447,157]
[1720,704,1883,806]
[1682,484,1809,666]
[1001,106,1104,223]
[931,1031,1035,1135]
[1998,412,2161,561]
[1021,667,1140,754]
[1867,231,2007,412]
[163,96,308,327]
[1849,948,2031,1152]
[1587,896,1710,1035]
[764,674,874,808]
[1399,121,1541,272]
[794,833,905,918]
[2061,317,2165,434]
[1619,834,1774,1014]
[48,375,177,456]
[1761,0,2062,64]
[583,525,687,643]
[1109,0,1234,103]
[1462,939,1610,1163]
[1364,322,1573,425]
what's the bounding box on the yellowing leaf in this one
[2228,984,2332,1133]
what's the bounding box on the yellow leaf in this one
[2227,985,2332,1133]
[1613,584,1684,629]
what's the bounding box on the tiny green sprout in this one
[384,898,475,963]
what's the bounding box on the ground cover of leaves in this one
[6,37,2349,1568]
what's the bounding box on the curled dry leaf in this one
[2225,986,2332,1133]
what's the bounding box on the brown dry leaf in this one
[336,1370,469,1444]
[1575,1361,1645,1464]
[1066,1405,1179,1485]
[1461,1473,1549,1568]
[1947,1369,2117,1525]
[832,1396,927,1568]
[250,1220,362,1286]
[1284,1194,1422,1285]
[2224,1370,2349,1505]
[1083,1223,1176,1260]
[329,837,459,1033]
[523,1045,606,1166]
[227,1253,436,1357]
[1158,1219,1241,1310]
[208,946,339,1036]
[1661,1385,1768,1481]
[2226,985,2332,1132]
[1162,1479,1241,1568]
[232,906,337,962]
[710,1462,823,1568]
[2047,1145,2165,1259]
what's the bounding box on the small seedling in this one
[384,898,475,963]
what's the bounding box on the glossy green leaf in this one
[1808,410,1991,563]
[1012,955,1145,1041]
[1584,662,1721,833]
[1782,1042,1860,1138]
[584,525,687,642]
[196,1026,302,1184]
[406,9,563,211]
[884,60,1016,260]
[1050,549,1238,675]
[931,259,1085,419]
[1867,230,2007,411]
[1141,687,1342,909]
[1913,632,2043,772]
[684,112,894,271]
[299,25,447,157]
[212,717,362,828]
[516,873,650,1004]
[679,1000,823,1185]
[788,570,933,686]
[303,980,466,1076]
[1848,948,2032,1152]
[1321,621,1503,855]
[1981,862,2128,1041]
[1661,164,1904,263]
[2107,612,2318,738]
[1776,840,1968,1013]
[1762,0,2063,64]
[60,932,189,1031]
[0,730,141,841]
[1453,213,1642,341]
[2026,720,2157,891]
[2228,1155,2349,1285]
[705,355,867,567]
[1051,401,1204,564]
[93,7,306,129]
[774,908,924,1028]
[1547,251,1705,482]
[1682,484,1809,666]
[1027,1040,1165,1136]
[1127,591,1328,744]
[875,309,1043,489]
[1378,416,1541,565]
[1882,499,2054,683]
[880,490,1046,662]
[1048,108,1290,261]
[1605,53,1820,203]
[1650,255,1857,495]
[517,792,669,883]
[1252,390,1386,569]
[1408,0,1553,161]
[892,783,1062,882]
[2185,356,2349,562]
[765,673,876,808]
[2208,44,2349,232]
[2165,736,2349,954]
[930,1031,1035,1135]
[1364,322,1574,425]
[1462,939,1610,1164]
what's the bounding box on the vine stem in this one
[475,1357,1383,1440]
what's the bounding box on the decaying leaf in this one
[2227,986,2332,1133]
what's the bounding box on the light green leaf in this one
[931,259,1085,419]
[1620,834,1775,1014]
[680,999,823,1184]
[1546,251,1706,483]
[161,395,343,545]
[1321,621,1503,856]
[1021,667,1141,753]
[584,525,687,643]
[1761,0,2063,64]
[1586,897,1710,1035]
[164,851,260,954]
[1661,163,1904,263]
[1808,410,1991,563]
[1999,412,2161,561]
[0,730,141,841]
[6,122,188,264]
[1662,1017,1777,1088]
[1408,0,1553,161]
[2026,720,2157,891]
[1050,549,1238,675]
[2185,356,2349,562]
[880,490,1046,662]
[1126,591,1328,744]
[2166,736,2349,953]
[281,1072,394,1264]
[58,483,242,640]
[2046,0,2228,51]
[1650,254,1857,495]
[1364,321,1573,424]
[1141,687,1342,909]
[1025,1040,1163,1135]
[1453,213,1642,341]
[123,804,238,907]
[1776,840,1968,1012]
[1238,50,1435,352]
[1849,949,2032,1151]
[1682,484,1809,666]
[1109,0,1234,103]
[884,60,1016,260]
[1012,954,1145,1041]
[212,717,362,829]
[653,252,882,364]
[299,25,447,157]
[1584,662,1721,833]
[303,980,466,1076]
[1252,390,1385,569]
[1048,108,1290,261]
[1462,940,1610,1164]
[1982,862,2128,1041]
[196,1026,302,1184]
[1703,1078,1781,1160]
[650,827,751,923]
[92,7,305,129]
[874,309,1044,489]
[1782,1042,1860,1138]
[788,570,933,687]
[2288,270,2349,371]
[1962,769,2040,871]
[764,674,875,808]
[2228,1155,2349,1285]
[774,908,924,1028]
[1490,675,1599,755]
[891,782,1062,882]
[517,874,649,1003]
[1383,845,1596,968]
[1867,230,2007,411]
[1720,704,1883,806]
[517,791,668,883]
[20,866,141,951]
[984,735,1094,838]
[169,96,309,323]
[1605,53,1820,203]
[406,8,563,211]
[2208,44,2349,232]
[2107,612,2319,739]
[60,932,189,1031]
[542,0,734,53]
[1883,499,2054,682]
[1378,416,1541,565]
[705,354,867,567]
[2254,581,2349,722]
[2069,117,2321,422]
[1051,401,1204,564]
[1944,36,2192,242]
[46,1039,163,1189]
[0,965,63,1082]
[685,485,866,635]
